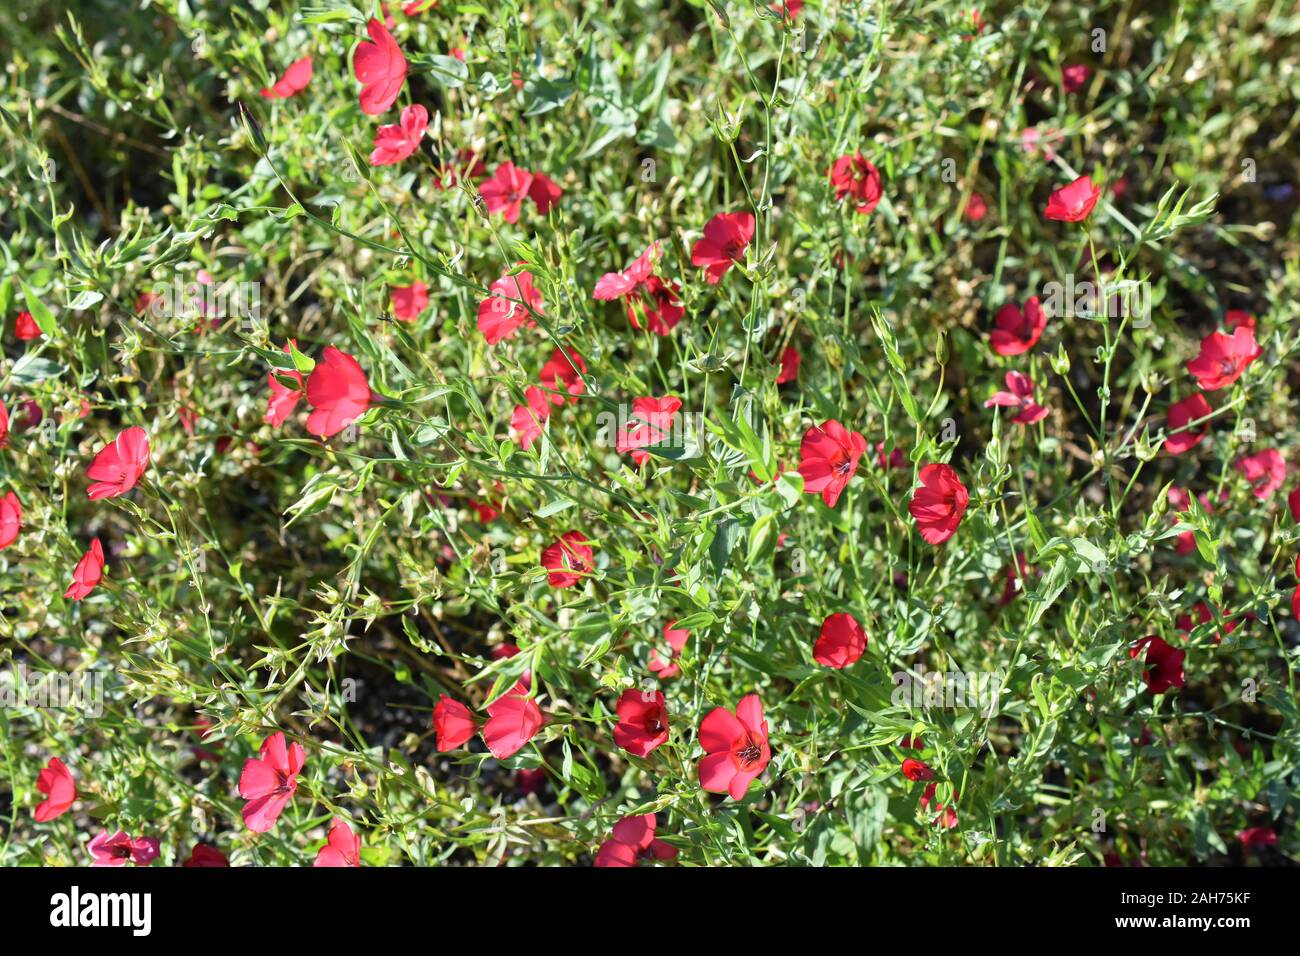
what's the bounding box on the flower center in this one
[731,731,763,769]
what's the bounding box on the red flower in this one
[797,419,867,507]
[1061,63,1091,92]
[594,243,659,300]
[616,396,682,466]
[1235,448,1286,500]
[1224,310,1256,333]
[1130,635,1185,694]
[34,757,76,822]
[538,347,586,405]
[315,818,361,867]
[354,18,407,115]
[921,784,959,829]
[64,538,105,601]
[260,56,313,99]
[964,192,989,222]
[479,162,534,224]
[1186,326,1262,391]
[183,844,229,867]
[594,814,678,867]
[391,280,429,321]
[239,731,305,832]
[691,212,755,284]
[14,310,41,340]
[0,491,20,550]
[1043,175,1101,222]
[698,693,771,800]
[0,400,8,448]
[901,758,935,781]
[1238,827,1278,853]
[649,620,690,680]
[541,530,592,588]
[433,695,477,750]
[984,370,1049,424]
[482,694,544,759]
[990,296,1047,355]
[909,463,969,545]
[776,345,801,384]
[370,104,428,166]
[477,270,543,345]
[1164,393,1212,455]
[1289,486,1300,522]
[509,385,551,450]
[770,0,803,21]
[1175,602,1237,645]
[628,276,684,335]
[613,689,669,757]
[829,153,883,214]
[89,831,159,867]
[528,172,563,214]
[306,346,373,438]
[813,612,867,669]
[86,426,150,499]
[265,343,305,427]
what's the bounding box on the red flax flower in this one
[1043,175,1102,222]
[509,385,551,450]
[265,345,305,427]
[0,491,20,549]
[1061,63,1092,92]
[479,162,534,223]
[64,539,105,601]
[594,814,677,867]
[1235,448,1286,500]
[354,18,407,115]
[613,688,669,757]
[259,56,313,99]
[477,271,543,345]
[538,347,587,405]
[315,818,361,867]
[15,310,41,340]
[391,279,428,321]
[984,370,1049,424]
[1165,393,1212,455]
[433,695,477,751]
[649,620,690,679]
[1238,827,1278,853]
[776,345,801,384]
[1224,310,1255,333]
[691,212,755,284]
[34,757,76,822]
[527,172,563,214]
[990,296,1047,355]
[482,694,544,759]
[541,530,593,588]
[902,758,935,781]
[921,784,959,829]
[306,346,373,438]
[239,731,305,832]
[89,831,159,867]
[0,399,8,448]
[1176,602,1238,645]
[628,275,685,335]
[1186,326,1262,391]
[616,396,682,465]
[829,153,883,214]
[1130,635,1185,694]
[909,463,969,544]
[594,243,659,300]
[964,192,989,222]
[183,844,229,867]
[370,104,428,166]
[86,426,150,499]
[698,693,771,800]
[797,419,867,507]
[813,612,867,669]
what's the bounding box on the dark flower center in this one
[731,731,764,768]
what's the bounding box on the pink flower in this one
[370,104,428,166]
[1044,175,1102,222]
[616,396,682,466]
[354,18,407,115]
[990,297,1047,355]
[479,162,534,223]
[391,280,429,321]
[477,271,543,345]
[648,620,690,680]
[1236,448,1286,500]
[34,757,76,822]
[183,844,229,867]
[594,814,678,867]
[482,695,544,759]
[1164,393,1212,455]
[89,831,159,867]
[306,346,374,438]
[691,212,755,284]
[1186,326,1262,391]
[797,419,867,507]
[0,491,20,550]
[509,385,551,450]
[983,370,1049,424]
[86,426,150,499]
[239,731,305,832]
[594,243,660,300]
[698,693,771,800]
[314,818,361,867]
[64,539,106,601]
[1061,63,1091,92]
[613,689,669,757]
[260,56,313,99]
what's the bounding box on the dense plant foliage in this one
[2,0,1298,867]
